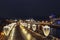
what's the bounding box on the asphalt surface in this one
[8,25,25,40]
[6,25,60,40]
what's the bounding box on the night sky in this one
[0,0,60,19]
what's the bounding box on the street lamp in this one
[32,24,36,31]
[42,25,50,37]
[28,24,30,29]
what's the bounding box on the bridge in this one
[0,19,60,40]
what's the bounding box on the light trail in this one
[20,24,36,40]
[8,26,16,40]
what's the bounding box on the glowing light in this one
[28,24,30,29]
[22,29,27,34]
[22,29,25,31]
[32,24,36,31]
[8,27,15,40]
[3,26,10,36]
[14,19,17,21]
[20,25,27,34]
[20,24,32,40]
[22,28,27,34]
[1,32,4,35]
[3,23,16,36]
[24,31,27,34]
[27,34,31,40]
[42,25,50,37]
[42,21,45,23]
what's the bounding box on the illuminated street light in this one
[23,23,27,27]
[42,25,50,37]
[20,23,27,27]
[27,24,30,29]
[27,33,31,40]
[42,21,45,24]
[25,19,30,22]
[32,24,36,31]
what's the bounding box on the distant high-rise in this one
[49,14,56,19]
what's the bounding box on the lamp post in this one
[42,25,50,37]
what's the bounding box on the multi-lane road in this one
[0,22,60,40]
